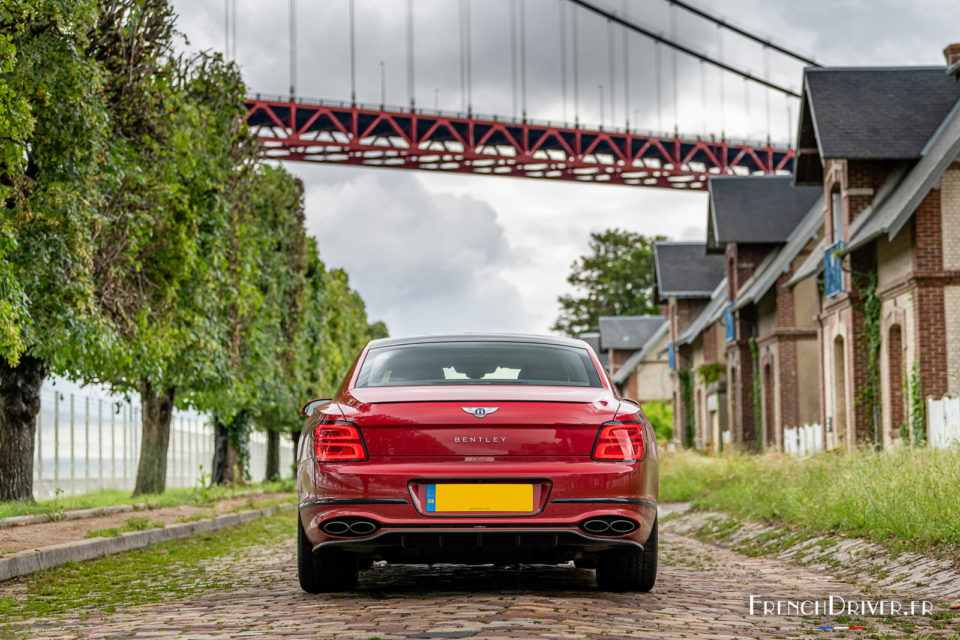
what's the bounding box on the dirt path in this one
[0,493,292,555]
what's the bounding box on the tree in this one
[85,1,247,495]
[0,0,110,501]
[280,243,388,465]
[203,166,308,486]
[552,229,666,337]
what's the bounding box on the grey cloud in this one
[300,168,537,336]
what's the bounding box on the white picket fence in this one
[33,384,294,499]
[926,396,960,449]
[783,423,823,457]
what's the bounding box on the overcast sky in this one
[171,0,960,338]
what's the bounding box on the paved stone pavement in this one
[2,524,957,639]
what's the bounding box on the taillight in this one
[314,420,367,462]
[591,421,644,461]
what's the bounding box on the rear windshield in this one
[355,342,603,388]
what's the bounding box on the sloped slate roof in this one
[654,242,726,298]
[579,332,601,353]
[677,279,728,346]
[599,315,665,351]
[707,176,822,248]
[803,67,960,160]
[733,196,824,311]
[611,321,669,385]
[845,99,960,252]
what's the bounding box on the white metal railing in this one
[783,423,823,457]
[33,383,294,499]
[926,396,960,449]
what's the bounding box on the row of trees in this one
[0,0,384,501]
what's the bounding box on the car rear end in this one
[296,335,659,592]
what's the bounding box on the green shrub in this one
[643,400,673,443]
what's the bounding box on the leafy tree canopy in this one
[552,229,666,337]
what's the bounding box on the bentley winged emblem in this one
[462,406,499,418]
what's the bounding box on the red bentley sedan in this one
[296,334,659,593]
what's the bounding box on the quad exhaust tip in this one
[581,517,638,536]
[321,518,379,537]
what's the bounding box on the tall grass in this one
[660,447,960,549]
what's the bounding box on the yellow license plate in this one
[426,483,533,512]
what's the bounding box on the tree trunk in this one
[211,414,245,486]
[133,379,175,496]
[0,356,47,502]
[265,429,280,481]
[290,430,301,479]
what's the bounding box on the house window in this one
[832,190,843,243]
[724,303,736,342]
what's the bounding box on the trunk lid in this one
[340,386,618,457]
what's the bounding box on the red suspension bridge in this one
[236,0,818,191]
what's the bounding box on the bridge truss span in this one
[245,98,795,190]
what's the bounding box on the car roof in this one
[367,333,590,350]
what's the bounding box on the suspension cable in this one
[465,0,472,113]
[510,0,518,118]
[559,0,567,123]
[289,0,296,97]
[664,0,819,67]
[670,3,678,134]
[520,0,527,120]
[407,0,415,109]
[459,0,466,112]
[655,42,662,132]
[567,0,801,98]
[349,0,356,104]
[572,3,579,124]
[607,16,615,125]
[622,0,629,129]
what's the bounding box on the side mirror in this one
[301,398,332,418]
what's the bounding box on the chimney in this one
[945,43,960,77]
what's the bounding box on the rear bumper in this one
[311,527,644,564]
[297,456,658,563]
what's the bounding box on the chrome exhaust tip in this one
[348,520,377,536]
[322,520,351,536]
[610,519,637,534]
[582,519,611,534]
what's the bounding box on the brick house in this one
[674,279,727,451]
[653,242,725,443]
[706,176,823,449]
[791,49,960,449]
[597,316,668,404]
[609,320,671,403]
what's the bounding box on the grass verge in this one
[0,509,296,631]
[0,477,295,521]
[86,515,166,538]
[660,447,960,550]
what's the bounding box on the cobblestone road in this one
[4,515,957,640]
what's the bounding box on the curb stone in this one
[663,508,960,604]
[0,502,295,583]
[0,489,276,529]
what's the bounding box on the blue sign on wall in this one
[724,303,735,342]
[824,241,845,298]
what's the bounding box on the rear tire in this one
[297,515,359,593]
[595,516,658,592]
